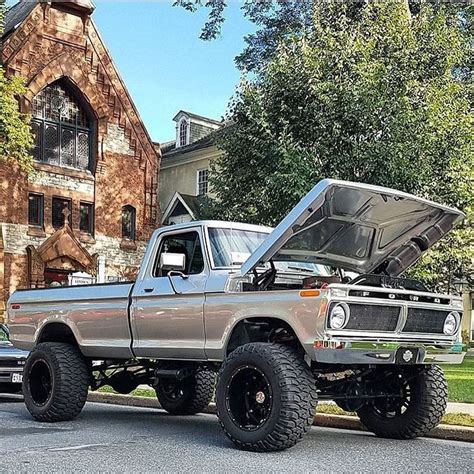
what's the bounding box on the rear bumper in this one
[0,367,23,384]
[313,340,465,365]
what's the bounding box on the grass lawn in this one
[440,355,474,404]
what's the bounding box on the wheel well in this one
[226,318,304,356]
[38,323,77,346]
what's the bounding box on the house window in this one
[122,205,136,240]
[28,193,44,227]
[31,80,93,170]
[52,197,72,228]
[179,119,189,147]
[197,169,209,196]
[80,202,94,235]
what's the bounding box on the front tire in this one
[357,364,447,439]
[155,370,216,415]
[216,343,318,452]
[23,342,90,422]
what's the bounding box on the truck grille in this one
[344,304,400,331]
[402,308,448,334]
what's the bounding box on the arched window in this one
[178,119,188,147]
[122,205,136,241]
[31,80,93,170]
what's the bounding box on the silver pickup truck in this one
[7,180,465,452]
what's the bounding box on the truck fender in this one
[35,318,81,348]
[222,315,304,356]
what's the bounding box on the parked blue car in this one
[0,324,28,394]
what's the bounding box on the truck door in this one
[131,228,207,359]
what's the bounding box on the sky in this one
[92,1,253,143]
[7,0,254,143]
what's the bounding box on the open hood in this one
[240,180,464,277]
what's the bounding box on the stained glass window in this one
[31,80,93,170]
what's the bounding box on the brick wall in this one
[0,0,161,319]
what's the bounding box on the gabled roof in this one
[2,0,159,180]
[35,224,95,271]
[3,0,36,39]
[162,192,200,223]
[172,110,222,127]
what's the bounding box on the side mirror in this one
[160,253,186,272]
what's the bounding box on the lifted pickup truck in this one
[7,180,465,452]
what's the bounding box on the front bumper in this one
[313,340,465,365]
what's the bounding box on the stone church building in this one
[0,0,161,321]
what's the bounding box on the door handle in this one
[144,288,154,293]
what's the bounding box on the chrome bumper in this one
[313,341,465,365]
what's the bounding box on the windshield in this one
[208,228,268,267]
[0,325,9,342]
[208,227,332,276]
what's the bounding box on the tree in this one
[201,1,473,292]
[0,3,34,173]
[175,0,472,73]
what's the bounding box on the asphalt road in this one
[0,396,472,473]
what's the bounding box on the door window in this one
[154,232,204,277]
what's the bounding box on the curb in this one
[87,392,474,443]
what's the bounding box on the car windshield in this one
[0,325,9,342]
[208,227,332,276]
[208,228,268,267]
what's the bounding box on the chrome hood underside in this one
[240,180,464,277]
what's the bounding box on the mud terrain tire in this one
[155,370,216,415]
[357,364,447,439]
[216,343,318,452]
[23,342,89,422]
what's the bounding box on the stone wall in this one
[0,0,161,320]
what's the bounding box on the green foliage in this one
[175,0,472,73]
[0,3,34,174]
[205,1,473,292]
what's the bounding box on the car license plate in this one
[11,373,23,383]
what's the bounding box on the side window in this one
[154,231,204,277]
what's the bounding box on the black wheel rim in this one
[371,371,411,419]
[226,366,273,432]
[160,380,185,403]
[29,359,52,406]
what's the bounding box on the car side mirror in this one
[160,253,186,272]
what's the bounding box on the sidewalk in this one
[318,400,473,415]
[447,402,474,416]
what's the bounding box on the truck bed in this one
[8,282,135,359]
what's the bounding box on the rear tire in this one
[357,365,447,439]
[155,370,216,415]
[216,343,318,452]
[23,342,90,422]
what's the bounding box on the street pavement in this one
[0,396,472,473]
